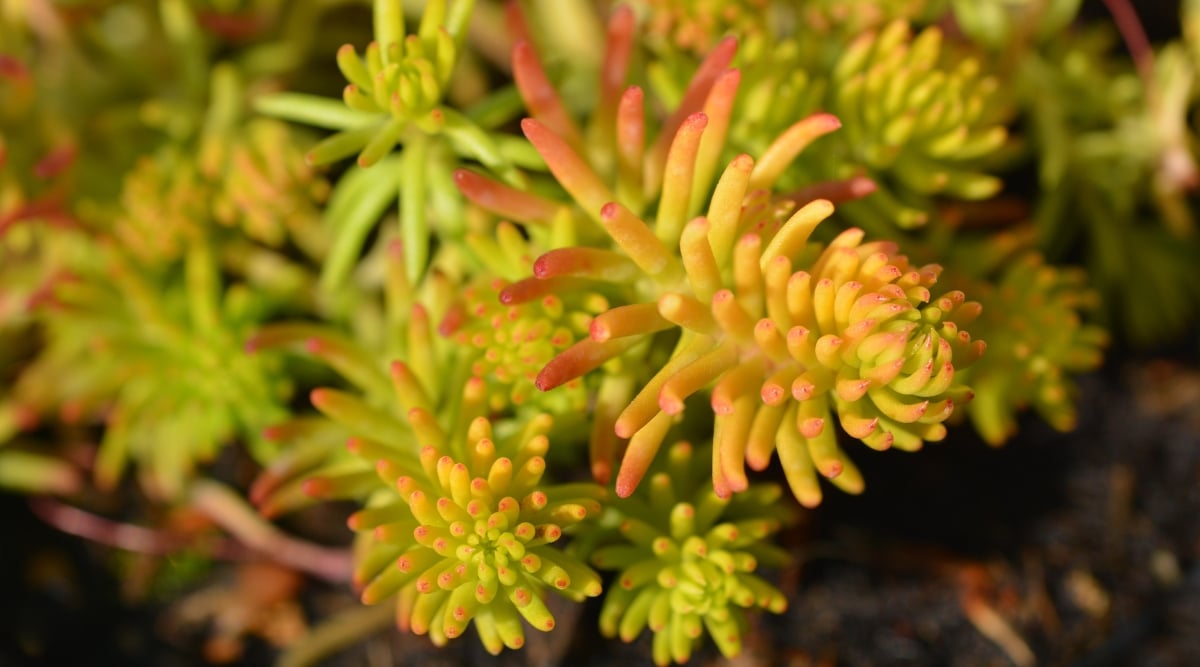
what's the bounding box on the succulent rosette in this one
[350,411,604,652]
[9,103,336,499]
[296,0,469,168]
[257,0,522,286]
[258,363,607,652]
[435,220,607,413]
[590,440,791,665]
[730,18,1007,234]
[250,271,606,653]
[528,165,985,506]
[13,239,292,499]
[959,253,1108,444]
[469,9,984,505]
[822,20,1006,228]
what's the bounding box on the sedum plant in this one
[351,411,604,651]
[256,0,529,289]
[589,440,792,665]
[727,17,1008,234]
[954,0,1200,345]
[16,0,1200,664]
[14,232,293,499]
[248,254,606,654]
[819,20,1007,229]
[481,8,984,507]
[945,243,1109,445]
[1,4,330,499]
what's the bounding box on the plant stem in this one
[29,496,244,557]
[31,488,353,585]
[189,479,352,582]
[277,601,396,667]
[780,176,877,208]
[1101,0,1155,88]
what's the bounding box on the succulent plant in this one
[590,440,791,666]
[300,0,470,168]
[5,66,329,499]
[10,1,1180,664]
[761,19,1006,233]
[250,284,605,653]
[13,236,292,499]
[1016,19,1200,345]
[256,0,525,286]
[956,252,1108,445]
[350,411,605,652]
[433,219,604,414]
[481,13,984,505]
[829,21,1006,227]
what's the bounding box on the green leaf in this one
[254,93,380,130]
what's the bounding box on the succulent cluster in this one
[353,412,604,651]
[490,12,984,506]
[956,252,1109,445]
[258,0,523,286]
[1,27,332,498]
[590,440,791,665]
[304,0,466,167]
[248,263,607,653]
[727,18,1008,234]
[11,0,1199,664]
[19,249,289,499]
[824,21,1006,227]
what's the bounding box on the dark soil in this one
[3,360,1199,667]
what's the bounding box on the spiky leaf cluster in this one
[482,15,984,506]
[817,20,1006,229]
[590,440,791,666]
[348,412,604,652]
[14,239,292,499]
[8,113,327,499]
[441,274,596,412]
[703,15,1007,240]
[203,119,331,252]
[257,0,523,286]
[112,118,330,267]
[958,253,1108,445]
[437,219,608,413]
[307,0,466,167]
[249,268,605,654]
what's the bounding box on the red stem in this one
[29,496,246,558]
[30,483,353,584]
[1101,0,1155,88]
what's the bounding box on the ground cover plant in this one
[2,1,1198,665]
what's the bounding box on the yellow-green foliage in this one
[14,0,1193,664]
[960,253,1109,445]
[590,440,792,666]
[249,280,606,654]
